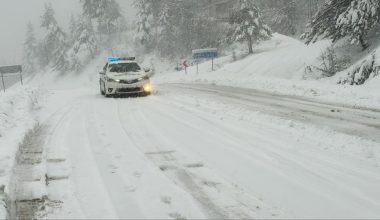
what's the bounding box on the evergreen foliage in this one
[303,0,380,50]
[229,0,272,54]
[23,22,38,73]
[40,3,70,72]
[134,0,226,59]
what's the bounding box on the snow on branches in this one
[336,0,380,49]
[303,0,380,50]
[229,0,272,54]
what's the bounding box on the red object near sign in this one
[182,60,189,68]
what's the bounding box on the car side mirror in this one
[99,71,105,75]
[144,68,150,73]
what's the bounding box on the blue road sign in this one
[192,48,218,60]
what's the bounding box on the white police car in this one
[99,57,152,97]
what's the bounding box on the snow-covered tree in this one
[73,16,98,59]
[336,0,380,49]
[303,0,380,50]
[134,0,155,50]
[23,22,38,73]
[271,1,297,36]
[229,0,272,54]
[97,0,123,36]
[134,0,226,58]
[81,0,125,49]
[156,1,178,58]
[40,3,70,72]
[69,14,79,44]
[81,0,102,19]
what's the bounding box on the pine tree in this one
[302,0,380,50]
[69,14,78,44]
[272,1,297,36]
[40,3,70,72]
[157,1,177,58]
[23,22,38,73]
[336,0,380,49]
[134,0,155,50]
[97,0,123,36]
[229,0,272,54]
[81,0,124,48]
[73,16,98,59]
[81,0,102,19]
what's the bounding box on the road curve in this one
[160,83,380,142]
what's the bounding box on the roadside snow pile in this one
[154,33,380,109]
[0,87,43,218]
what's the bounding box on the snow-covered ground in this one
[0,86,44,218]
[1,33,380,219]
[156,34,380,109]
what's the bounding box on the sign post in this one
[196,61,199,75]
[192,48,218,72]
[212,58,214,71]
[20,69,23,85]
[1,71,5,92]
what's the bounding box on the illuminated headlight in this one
[138,76,149,81]
[107,78,120,83]
[143,83,152,92]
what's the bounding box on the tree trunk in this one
[359,35,369,51]
[247,36,253,54]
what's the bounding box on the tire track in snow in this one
[115,99,230,219]
[115,97,281,219]
[7,104,76,220]
[146,87,380,218]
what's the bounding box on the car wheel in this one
[103,82,112,97]
[100,81,105,95]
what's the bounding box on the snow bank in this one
[335,46,380,85]
[0,86,43,218]
[154,33,380,109]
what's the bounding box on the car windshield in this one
[109,63,141,73]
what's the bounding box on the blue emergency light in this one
[107,57,136,62]
[108,57,121,62]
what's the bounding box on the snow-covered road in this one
[166,83,380,142]
[12,82,380,219]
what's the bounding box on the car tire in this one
[100,81,105,95]
[102,82,112,97]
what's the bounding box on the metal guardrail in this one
[0,65,23,92]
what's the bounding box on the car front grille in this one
[119,79,139,84]
[116,87,142,93]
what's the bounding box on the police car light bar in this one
[107,57,136,62]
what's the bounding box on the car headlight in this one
[138,76,149,81]
[107,78,120,83]
[143,83,152,92]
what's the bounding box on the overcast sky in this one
[0,0,135,65]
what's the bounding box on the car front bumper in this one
[105,80,151,95]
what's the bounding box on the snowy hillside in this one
[155,33,380,109]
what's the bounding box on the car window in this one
[109,63,141,73]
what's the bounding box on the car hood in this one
[107,71,147,80]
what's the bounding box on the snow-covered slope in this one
[155,33,380,109]
[220,34,330,80]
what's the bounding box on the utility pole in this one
[1,71,5,92]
